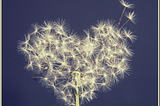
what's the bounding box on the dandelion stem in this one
[72,71,81,106]
[118,7,126,25]
[118,19,129,31]
[76,87,79,106]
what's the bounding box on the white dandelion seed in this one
[119,0,134,8]
[125,11,136,24]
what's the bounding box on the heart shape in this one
[18,0,136,106]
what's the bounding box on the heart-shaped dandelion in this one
[18,0,137,106]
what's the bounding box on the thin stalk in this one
[118,19,129,32]
[76,87,79,106]
[72,71,81,106]
[118,7,126,25]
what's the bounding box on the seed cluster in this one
[18,0,136,106]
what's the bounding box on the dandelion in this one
[123,28,137,43]
[119,0,134,8]
[18,0,137,106]
[118,11,136,31]
[118,0,134,25]
[125,11,136,24]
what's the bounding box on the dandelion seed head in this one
[123,28,137,43]
[18,1,137,106]
[119,0,134,8]
[125,11,136,24]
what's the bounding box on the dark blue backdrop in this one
[3,0,158,106]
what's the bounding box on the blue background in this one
[3,0,158,106]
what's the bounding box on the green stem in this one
[72,71,81,106]
[76,87,79,106]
